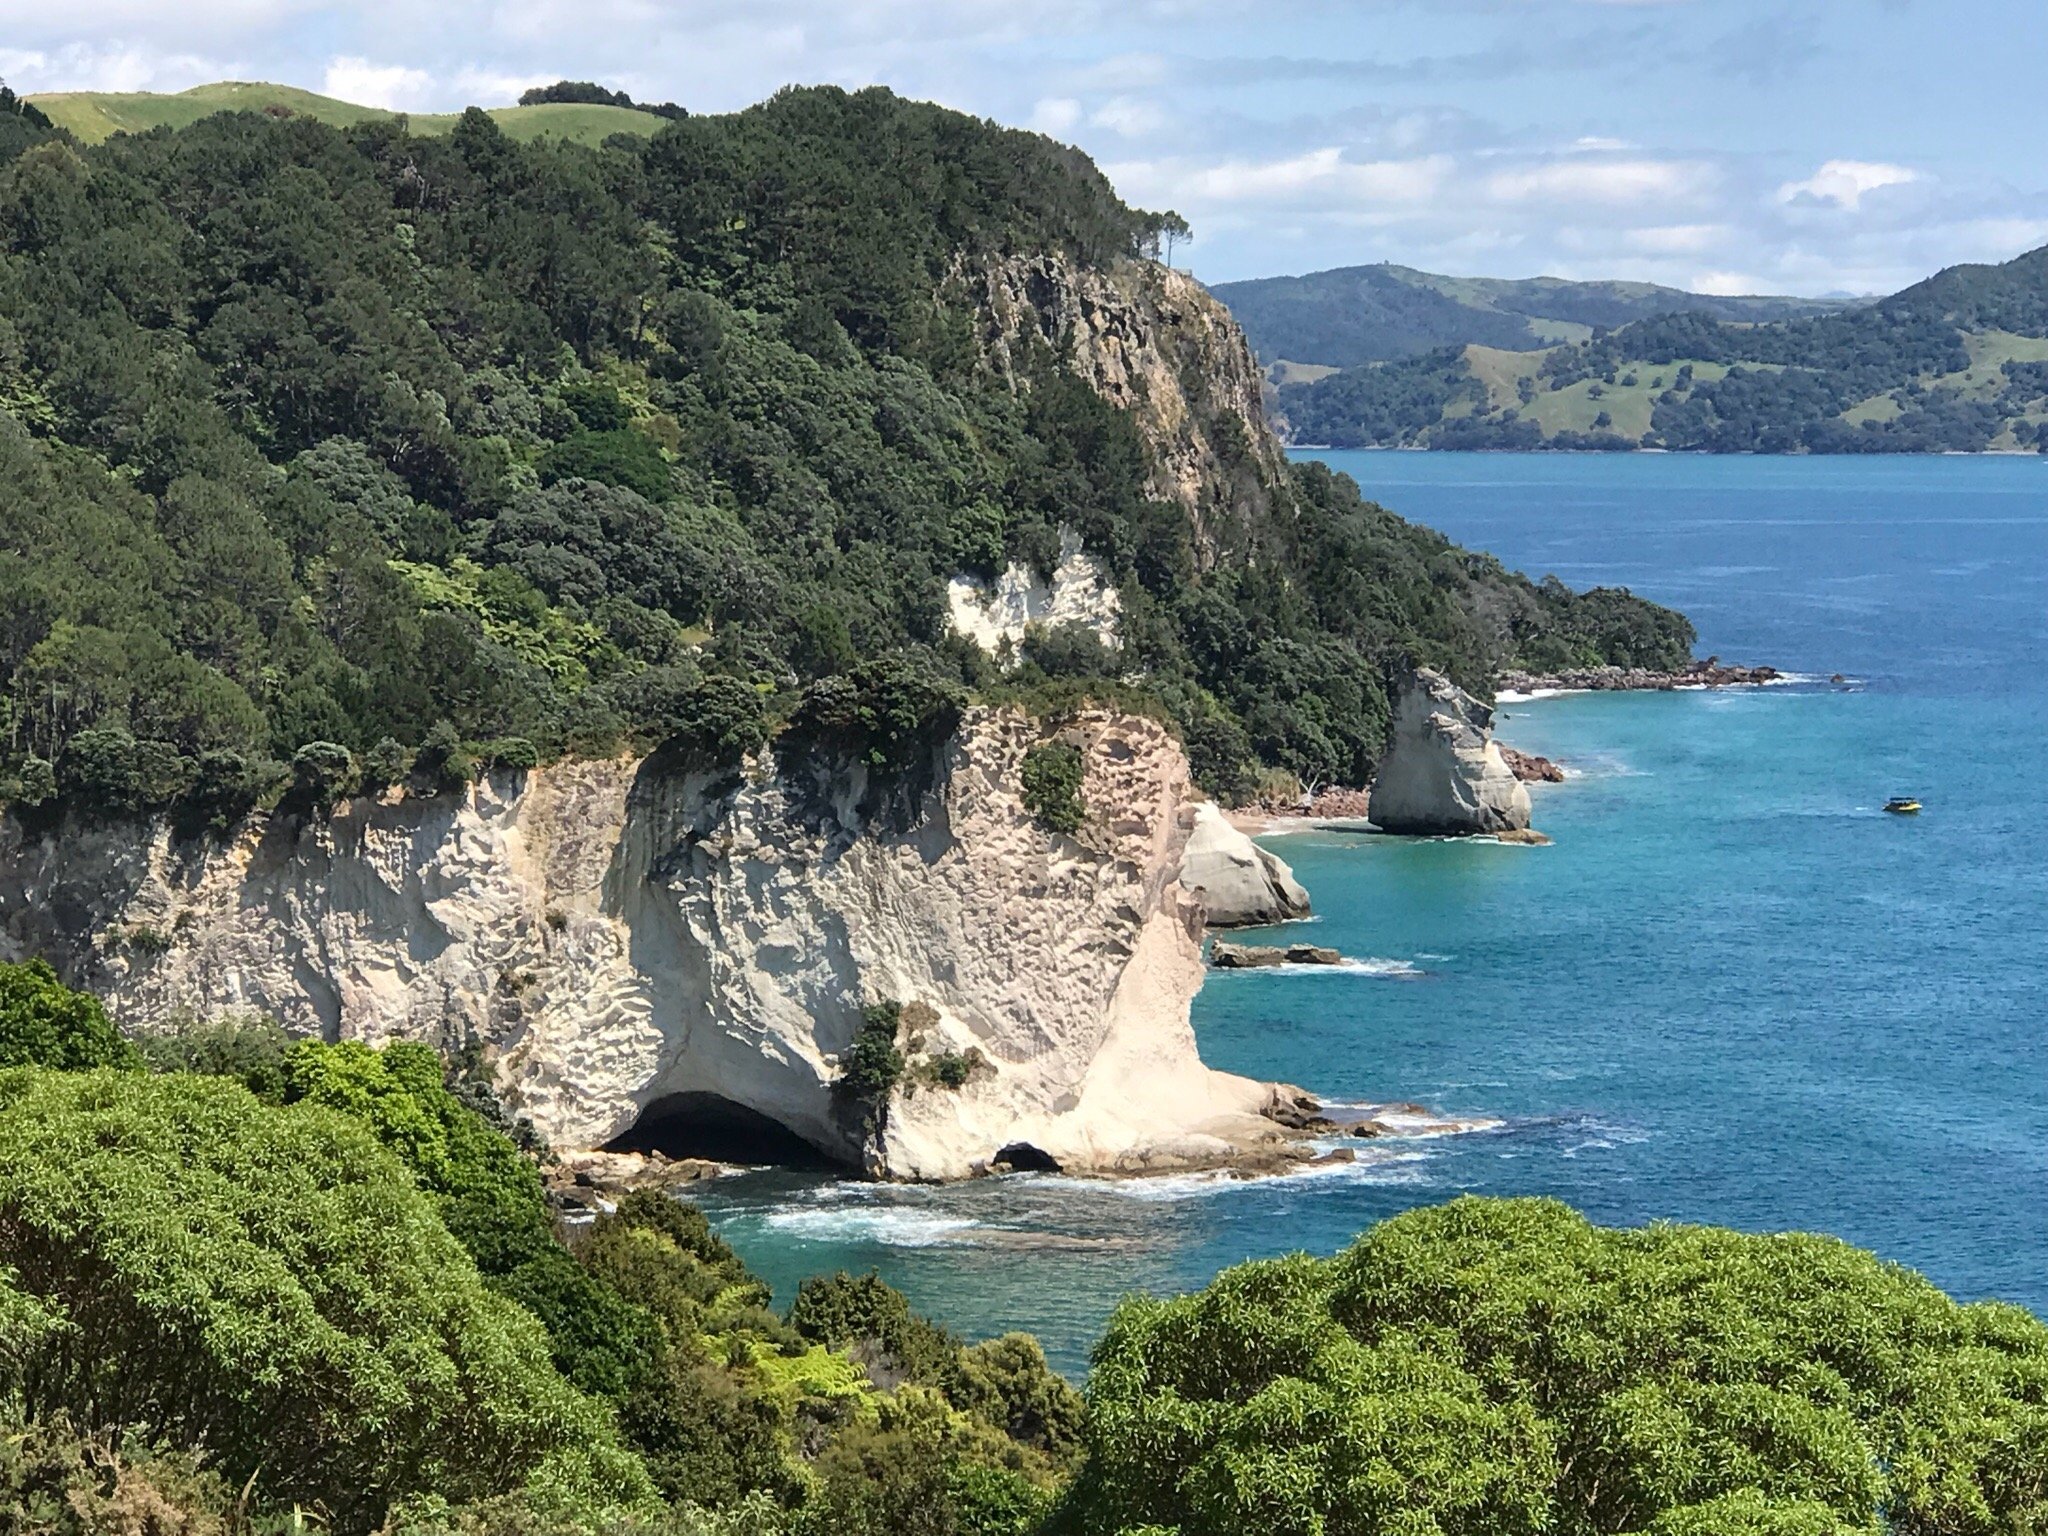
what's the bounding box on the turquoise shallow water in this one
[697,452,2048,1375]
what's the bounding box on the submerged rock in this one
[1368,668,1534,836]
[1178,802,1312,927]
[1210,942,1343,969]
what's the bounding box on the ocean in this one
[695,451,2048,1376]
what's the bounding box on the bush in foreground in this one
[0,1067,652,1531]
[1066,1196,2048,1536]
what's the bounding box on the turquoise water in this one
[698,452,2048,1375]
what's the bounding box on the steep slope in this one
[27,80,667,145]
[1277,243,2048,452]
[1216,262,1848,370]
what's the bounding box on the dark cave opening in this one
[606,1092,841,1169]
[993,1141,1062,1173]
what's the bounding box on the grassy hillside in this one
[28,80,666,145]
[1277,244,2048,453]
[1214,262,1849,371]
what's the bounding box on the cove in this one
[695,451,2048,1376]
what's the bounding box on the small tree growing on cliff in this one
[1021,742,1087,835]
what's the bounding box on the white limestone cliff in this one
[1368,668,1534,836]
[1177,803,1311,928]
[946,528,1121,659]
[0,710,1298,1181]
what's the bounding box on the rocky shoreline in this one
[1497,656,1781,694]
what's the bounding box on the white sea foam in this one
[1496,687,1577,703]
[1208,956,1424,978]
[762,1207,984,1247]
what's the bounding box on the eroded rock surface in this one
[1178,803,1311,928]
[0,711,1296,1181]
[1368,668,1533,836]
[956,252,1287,563]
[946,527,1120,658]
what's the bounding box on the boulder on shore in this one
[1179,801,1312,927]
[1368,668,1533,836]
[1210,942,1343,969]
[1499,744,1565,784]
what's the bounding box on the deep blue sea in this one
[698,452,2048,1375]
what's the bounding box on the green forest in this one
[0,83,1689,830]
[1279,245,2048,453]
[3,957,2044,1535]
[1214,263,1845,371]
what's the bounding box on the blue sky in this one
[3,0,2044,295]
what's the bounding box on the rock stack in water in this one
[1177,802,1312,927]
[1368,668,1534,836]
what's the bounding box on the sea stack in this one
[1369,668,1534,836]
[1178,802,1312,927]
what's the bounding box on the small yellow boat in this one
[1883,797,1922,815]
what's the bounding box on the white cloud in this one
[1118,147,1452,208]
[1030,96,1083,135]
[1090,96,1169,138]
[322,55,434,110]
[1776,159,1920,210]
[1486,157,1713,204]
[0,41,221,92]
[1625,222,1731,254]
[1692,269,1769,296]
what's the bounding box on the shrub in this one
[288,740,357,812]
[480,736,542,771]
[361,736,416,792]
[136,1011,292,1100]
[787,1271,962,1395]
[0,1068,652,1530]
[416,721,477,792]
[0,960,141,1072]
[835,1003,905,1104]
[1019,742,1085,834]
[1069,1196,2048,1536]
[927,1052,972,1089]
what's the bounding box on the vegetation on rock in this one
[0,83,1684,822]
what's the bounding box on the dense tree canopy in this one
[0,1067,650,1530]
[1067,1196,2048,1536]
[0,86,1684,828]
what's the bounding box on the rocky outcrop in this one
[1499,745,1566,784]
[947,527,1120,658]
[1368,669,1533,836]
[1210,943,1342,970]
[1497,658,1780,694]
[0,711,1308,1182]
[1177,802,1311,927]
[954,252,1287,564]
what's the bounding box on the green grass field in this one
[27,81,667,147]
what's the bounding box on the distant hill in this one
[27,81,667,146]
[1270,245,2048,454]
[1213,263,1851,371]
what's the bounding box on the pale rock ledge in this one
[0,709,1302,1181]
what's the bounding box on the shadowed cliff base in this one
[605,1090,841,1169]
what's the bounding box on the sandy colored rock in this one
[1369,668,1533,836]
[947,527,1120,658]
[1210,943,1343,969]
[0,710,1300,1183]
[1178,802,1312,927]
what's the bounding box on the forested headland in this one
[0,80,1688,834]
[1274,245,2048,453]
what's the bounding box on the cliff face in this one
[0,711,1289,1180]
[955,253,1289,563]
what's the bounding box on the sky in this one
[3,0,2046,296]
